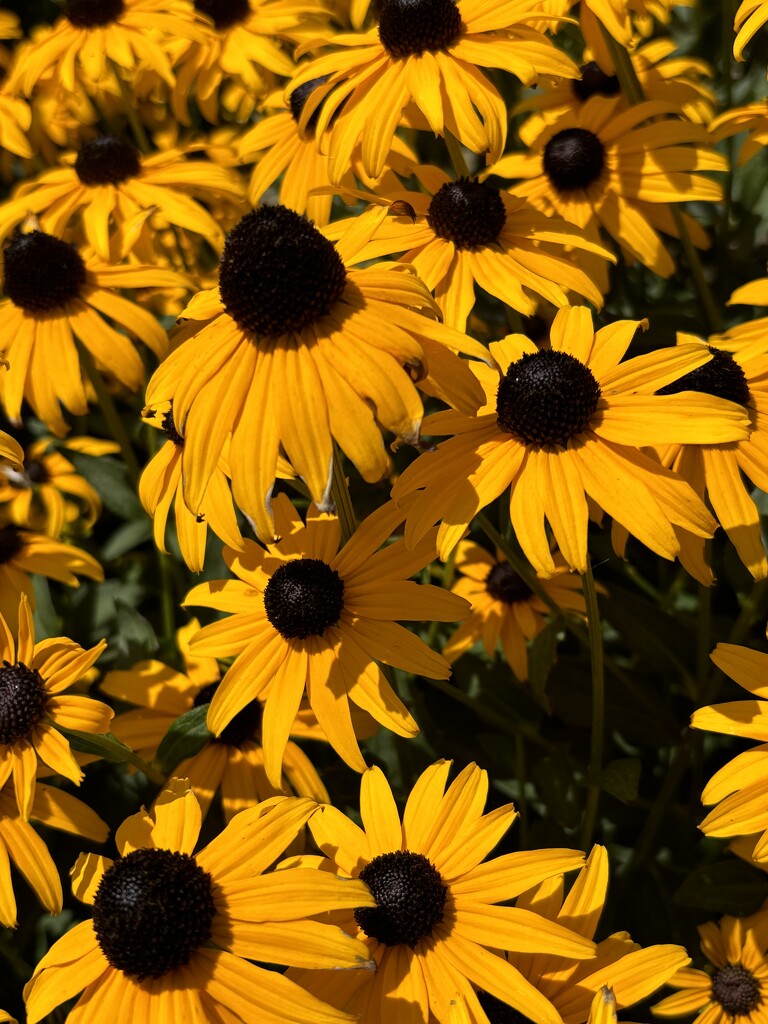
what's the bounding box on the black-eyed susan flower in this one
[653,907,768,1024]
[486,97,726,278]
[711,101,768,165]
[287,0,579,183]
[144,203,488,542]
[581,0,683,47]
[443,541,585,679]
[8,0,211,96]
[0,522,103,631]
[691,636,768,861]
[139,402,247,573]
[651,334,768,583]
[0,429,22,471]
[171,0,324,125]
[0,228,187,436]
[715,279,768,359]
[734,0,768,60]
[498,844,689,1024]
[185,493,469,784]
[324,169,612,329]
[0,593,110,819]
[0,777,108,929]
[24,779,375,1024]
[0,137,246,262]
[102,620,334,817]
[287,761,596,1024]
[392,306,749,572]
[0,435,114,538]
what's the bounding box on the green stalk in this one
[600,27,722,333]
[109,59,152,155]
[76,341,141,486]
[331,446,357,544]
[579,558,605,851]
[445,130,471,178]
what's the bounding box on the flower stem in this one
[579,557,605,851]
[600,27,722,333]
[76,341,141,486]
[109,58,151,155]
[331,445,357,544]
[444,130,471,178]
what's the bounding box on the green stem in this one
[109,58,151,155]
[76,341,141,486]
[600,27,722,333]
[425,543,458,648]
[515,730,529,848]
[475,511,563,617]
[331,446,356,544]
[444,130,471,178]
[626,740,691,873]
[579,558,605,851]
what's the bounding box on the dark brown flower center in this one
[355,850,447,947]
[26,460,49,485]
[65,0,125,27]
[486,563,533,604]
[656,347,752,406]
[289,75,330,136]
[195,0,252,29]
[0,662,47,745]
[264,558,345,639]
[219,205,347,338]
[427,179,506,250]
[496,349,602,447]
[0,525,24,564]
[161,407,184,447]
[478,992,536,1024]
[74,136,140,186]
[92,848,216,980]
[711,964,761,1016]
[4,231,87,313]
[572,61,621,102]
[194,683,263,747]
[543,128,606,193]
[378,0,463,59]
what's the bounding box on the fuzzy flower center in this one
[195,0,252,29]
[195,683,263,747]
[543,128,606,193]
[264,558,345,639]
[161,407,184,447]
[74,136,140,186]
[26,460,49,485]
[712,964,761,1016]
[65,0,125,27]
[92,848,216,980]
[656,347,752,406]
[486,563,533,605]
[3,231,87,313]
[427,179,506,250]
[0,662,47,745]
[496,349,602,447]
[572,62,621,102]
[355,850,447,947]
[478,992,536,1024]
[0,525,24,564]
[378,0,463,59]
[218,205,347,338]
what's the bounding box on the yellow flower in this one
[287,761,595,1024]
[185,493,469,784]
[714,278,768,359]
[102,620,337,819]
[0,435,115,538]
[144,203,487,542]
[711,101,768,165]
[485,97,726,278]
[653,907,768,1024]
[734,0,768,60]
[0,776,108,928]
[0,522,103,631]
[0,228,187,436]
[392,306,748,573]
[9,0,211,96]
[580,0,688,48]
[25,779,375,1024]
[691,636,768,861]
[287,0,578,182]
[0,593,110,819]
[443,541,585,679]
[0,139,247,262]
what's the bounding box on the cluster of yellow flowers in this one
[0,0,766,1021]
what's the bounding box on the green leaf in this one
[154,704,211,776]
[69,452,143,520]
[674,859,768,915]
[586,757,641,803]
[101,519,153,560]
[59,727,164,784]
